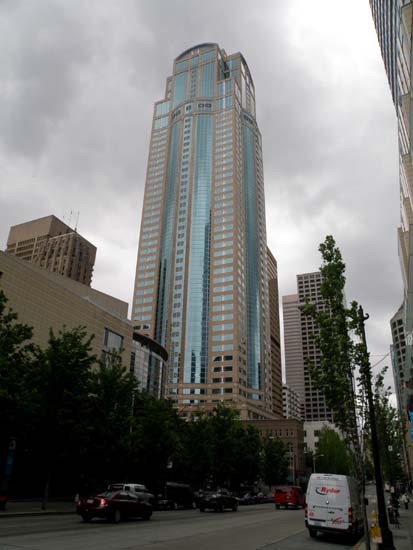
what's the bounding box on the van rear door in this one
[307,476,330,528]
[322,477,349,531]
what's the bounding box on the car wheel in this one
[200,506,205,512]
[275,504,280,510]
[112,509,122,523]
[232,503,238,512]
[81,513,92,522]
[217,504,224,513]
[141,510,152,521]
[309,528,317,538]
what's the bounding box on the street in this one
[0,504,358,550]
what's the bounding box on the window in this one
[103,329,123,352]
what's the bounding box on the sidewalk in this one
[354,504,413,550]
[0,499,75,518]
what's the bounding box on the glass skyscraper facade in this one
[370,1,413,479]
[133,43,281,419]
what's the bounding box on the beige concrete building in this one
[245,419,305,482]
[283,272,333,423]
[132,43,280,420]
[6,215,96,286]
[0,250,131,365]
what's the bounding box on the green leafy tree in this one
[0,290,37,495]
[127,393,183,493]
[372,368,406,484]
[30,327,96,508]
[82,352,138,490]
[316,427,351,475]
[261,437,289,488]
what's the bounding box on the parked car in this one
[305,473,364,539]
[76,489,153,523]
[155,482,195,510]
[198,489,238,512]
[239,492,256,505]
[273,485,305,509]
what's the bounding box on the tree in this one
[372,368,406,485]
[31,327,96,508]
[0,290,37,502]
[81,352,138,490]
[261,437,289,488]
[316,427,351,475]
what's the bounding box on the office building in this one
[283,272,333,423]
[6,215,96,286]
[132,43,280,419]
[267,248,283,418]
[282,384,303,421]
[245,419,305,483]
[370,2,413,413]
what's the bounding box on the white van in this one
[305,473,364,539]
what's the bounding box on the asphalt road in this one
[0,503,360,550]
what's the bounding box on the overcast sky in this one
[0,0,401,387]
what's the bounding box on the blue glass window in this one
[173,72,188,108]
[200,63,215,98]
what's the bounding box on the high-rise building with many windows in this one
[370,2,413,478]
[283,272,333,423]
[132,43,281,419]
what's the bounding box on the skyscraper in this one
[283,272,333,423]
[370,2,413,412]
[133,43,280,419]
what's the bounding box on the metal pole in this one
[358,306,394,550]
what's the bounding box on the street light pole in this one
[357,306,394,550]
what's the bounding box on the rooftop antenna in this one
[68,210,73,228]
[75,211,80,232]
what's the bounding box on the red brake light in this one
[100,498,107,506]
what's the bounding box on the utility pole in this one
[357,306,394,550]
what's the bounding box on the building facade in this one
[283,272,333,423]
[0,251,131,364]
[282,384,303,421]
[245,419,305,483]
[132,43,278,419]
[131,332,168,398]
[267,248,283,418]
[6,215,96,286]
[370,1,413,478]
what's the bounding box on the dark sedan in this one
[198,489,238,512]
[76,490,153,523]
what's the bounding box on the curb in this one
[0,510,75,519]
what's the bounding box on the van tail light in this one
[304,503,308,518]
[348,507,353,523]
[100,498,107,507]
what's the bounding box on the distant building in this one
[283,272,333,423]
[267,248,283,418]
[245,418,305,483]
[282,384,303,421]
[304,420,339,452]
[6,215,96,286]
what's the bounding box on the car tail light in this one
[100,498,107,507]
[348,507,353,523]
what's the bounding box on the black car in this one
[76,490,153,522]
[198,489,238,512]
[155,482,195,510]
